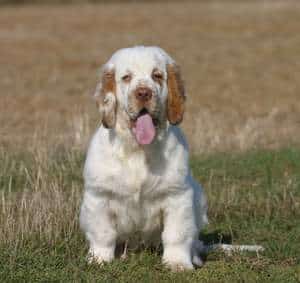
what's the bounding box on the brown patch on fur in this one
[167,64,186,125]
[95,68,117,128]
[101,69,116,96]
[152,68,164,87]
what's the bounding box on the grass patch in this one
[0,147,299,282]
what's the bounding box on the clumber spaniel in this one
[80,46,208,271]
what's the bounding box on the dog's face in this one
[94,46,185,145]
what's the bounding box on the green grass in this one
[0,147,299,282]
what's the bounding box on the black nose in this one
[135,87,152,102]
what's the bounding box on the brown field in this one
[1,1,300,154]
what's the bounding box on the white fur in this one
[80,46,208,271]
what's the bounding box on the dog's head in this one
[94,46,186,145]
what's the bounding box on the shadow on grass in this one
[200,230,232,246]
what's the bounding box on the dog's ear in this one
[166,63,186,125]
[94,65,117,128]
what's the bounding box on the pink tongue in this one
[133,113,156,145]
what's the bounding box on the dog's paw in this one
[162,245,194,272]
[87,247,114,265]
[191,239,204,267]
[192,254,203,267]
[87,254,105,265]
[163,259,194,272]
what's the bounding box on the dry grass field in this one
[1,1,300,153]
[0,1,300,282]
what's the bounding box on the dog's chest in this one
[110,151,165,234]
[118,151,159,200]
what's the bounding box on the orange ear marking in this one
[95,68,117,129]
[101,69,116,96]
[167,64,186,125]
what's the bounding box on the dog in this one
[80,46,208,271]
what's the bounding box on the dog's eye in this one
[152,71,163,82]
[121,74,132,83]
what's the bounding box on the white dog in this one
[80,46,208,271]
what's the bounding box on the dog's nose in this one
[135,87,152,102]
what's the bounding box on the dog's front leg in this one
[80,191,117,264]
[161,191,198,271]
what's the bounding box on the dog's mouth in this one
[131,108,159,145]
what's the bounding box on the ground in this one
[0,148,299,282]
[0,1,299,282]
